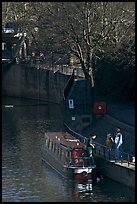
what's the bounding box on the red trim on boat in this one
[75,173,92,180]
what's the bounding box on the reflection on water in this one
[66,179,94,202]
[2,97,135,202]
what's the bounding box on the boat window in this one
[45,137,48,145]
[47,139,50,148]
[49,141,53,150]
[51,141,54,151]
[60,148,63,160]
[59,148,62,157]
[59,148,63,159]
[57,146,61,156]
[67,151,71,158]
[54,144,59,155]
[53,143,56,152]
[61,150,66,160]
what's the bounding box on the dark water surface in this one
[2,97,135,202]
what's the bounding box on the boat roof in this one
[44,132,84,150]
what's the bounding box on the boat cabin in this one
[43,131,84,162]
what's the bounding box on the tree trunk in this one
[80,60,95,114]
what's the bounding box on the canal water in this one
[2,97,135,202]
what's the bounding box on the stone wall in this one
[95,157,135,190]
[2,64,70,103]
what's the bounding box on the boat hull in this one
[41,144,67,178]
[41,144,94,181]
[64,166,93,181]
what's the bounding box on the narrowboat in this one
[40,131,96,181]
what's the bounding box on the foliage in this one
[94,39,135,100]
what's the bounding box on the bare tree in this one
[42,2,135,105]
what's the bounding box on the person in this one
[114,128,123,160]
[106,133,114,151]
[106,133,114,159]
[86,134,96,166]
[39,51,45,64]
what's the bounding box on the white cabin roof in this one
[45,132,84,149]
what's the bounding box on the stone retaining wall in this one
[2,64,69,103]
[95,157,135,190]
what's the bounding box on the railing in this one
[64,123,87,144]
[28,61,85,77]
[64,123,135,168]
[93,142,135,167]
[63,69,75,100]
